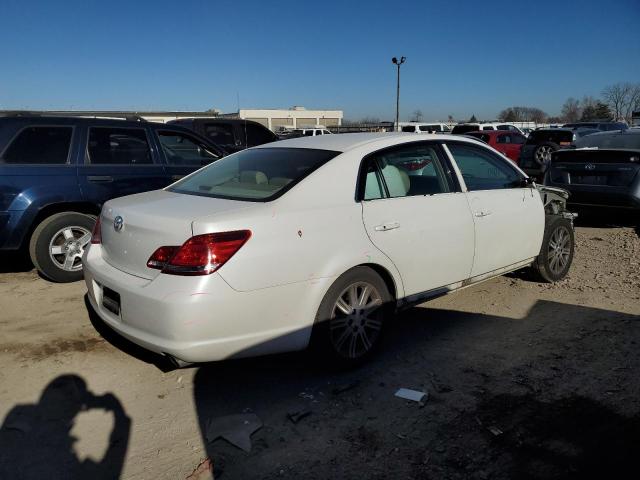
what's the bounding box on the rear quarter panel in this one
[191,148,405,297]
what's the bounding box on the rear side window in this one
[575,132,640,149]
[361,143,456,200]
[1,126,72,164]
[245,124,275,146]
[203,123,235,145]
[169,147,338,201]
[401,125,416,132]
[447,143,523,191]
[451,125,480,135]
[158,131,221,166]
[86,128,152,165]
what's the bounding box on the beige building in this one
[227,106,343,131]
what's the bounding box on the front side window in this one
[361,143,455,200]
[447,143,523,191]
[1,126,72,164]
[87,127,152,165]
[169,147,338,201]
[158,131,220,166]
[482,126,494,130]
[245,123,275,146]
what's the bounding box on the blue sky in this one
[0,0,638,121]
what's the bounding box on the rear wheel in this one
[312,267,392,367]
[533,142,558,166]
[531,217,574,283]
[29,212,96,283]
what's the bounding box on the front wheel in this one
[531,217,574,283]
[312,267,393,367]
[29,212,96,282]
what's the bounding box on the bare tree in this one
[601,83,630,120]
[410,109,424,122]
[623,84,640,123]
[561,97,581,123]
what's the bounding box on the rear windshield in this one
[451,125,480,135]
[168,147,339,201]
[574,132,640,150]
[527,130,573,145]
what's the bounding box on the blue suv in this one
[0,115,225,282]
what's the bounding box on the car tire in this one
[311,266,393,367]
[531,216,574,283]
[29,212,96,283]
[533,142,559,166]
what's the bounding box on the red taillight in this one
[146,246,179,269]
[146,230,251,275]
[91,217,102,244]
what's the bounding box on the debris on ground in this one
[287,409,311,424]
[186,458,214,480]
[395,388,428,403]
[331,381,359,395]
[487,425,504,437]
[205,413,262,452]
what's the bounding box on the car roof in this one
[255,132,481,153]
[0,115,162,128]
[466,130,506,136]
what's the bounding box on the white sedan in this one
[84,133,575,366]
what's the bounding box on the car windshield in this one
[168,147,339,201]
[574,132,640,150]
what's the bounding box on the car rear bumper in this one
[544,183,640,209]
[83,244,332,363]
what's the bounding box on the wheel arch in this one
[25,202,99,247]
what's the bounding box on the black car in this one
[544,130,640,211]
[563,121,628,132]
[518,128,598,178]
[168,118,278,153]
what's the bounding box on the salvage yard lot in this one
[1,224,639,479]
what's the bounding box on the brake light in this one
[91,217,102,244]
[146,246,179,269]
[146,230,251,275]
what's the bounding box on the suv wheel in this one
[29,212,96,283]
[534,142,558,166]
[531,217,574,283]
[312,267,392,367]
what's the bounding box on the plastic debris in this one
[487,425,503,436]
[205,413,262,452]
[287,409,311,424]
[394,388,428,402]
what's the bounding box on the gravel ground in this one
[0,224,638,480]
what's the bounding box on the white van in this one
[398,122,452,133]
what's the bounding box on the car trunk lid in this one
[100,189,254,279]
[549,149,640,187]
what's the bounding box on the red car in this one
[466,130,526,164]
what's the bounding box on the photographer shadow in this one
[0,375,130,479]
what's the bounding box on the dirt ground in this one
[0,223,639,479]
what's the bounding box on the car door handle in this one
[87,175,114,183]
[474,210,492,218]
[374,221,400,231]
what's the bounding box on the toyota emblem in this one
[113,216,124,232]
[585,163,596,170]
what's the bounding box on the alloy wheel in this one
[535,145,553,164]
[329,282,384,359]
[48,226,92,272]
[547,225,571,276]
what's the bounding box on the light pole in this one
[392,56,406,132]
